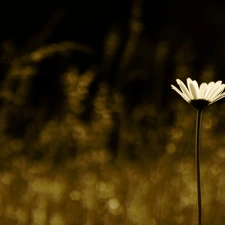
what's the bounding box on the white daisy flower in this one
[171,78,225,109]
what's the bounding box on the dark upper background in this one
[1,0,225,118]
[0,0,225,166]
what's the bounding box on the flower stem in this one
[195,109,202,225]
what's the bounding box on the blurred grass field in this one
[1,43,225,225]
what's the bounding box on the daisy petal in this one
[171,85,190,102]
[176,79,193,100]
[189,82,198,99]
[187,78,194,98]
[205,81,222,100]
[192,80,200,97]
[199,83,207,98]
[210,91,225,104]
[209,84,225,101]
[203,82,215,99]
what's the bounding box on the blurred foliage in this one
[1,0,225,224]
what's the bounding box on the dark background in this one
[2,0,225,102]
[0,0,225,156]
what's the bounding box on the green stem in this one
[196,109,202,225]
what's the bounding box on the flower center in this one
[190,99,210,110]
